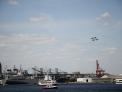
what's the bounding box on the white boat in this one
[115,79,122,84]
[42,83,58,89]
[38,75,57,86]
[0,79,6,86]
[0,79,3,85]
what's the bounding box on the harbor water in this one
[0,83,122,92]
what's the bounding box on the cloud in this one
[0,34,56,46]
[46,42,89,60]
[0,11,96,33]
[8,0,19,5]
[103,47,118,55]
[29,15,49,22]
[96,12,112,26]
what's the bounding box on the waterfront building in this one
[77,78,93,83]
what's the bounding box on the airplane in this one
[91,37,98,41]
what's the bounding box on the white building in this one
[77,78,93,83]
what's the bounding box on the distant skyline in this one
[0,0,122,74]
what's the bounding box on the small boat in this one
[115,79,122,84]
[42,83,58,89]
[0,78,7,86]
[38,80,57,86]
[0,79,4,85]
[38,75,57,86]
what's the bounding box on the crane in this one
[96,60,105,77]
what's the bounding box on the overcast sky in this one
[0,0,122,74]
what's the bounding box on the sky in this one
[0,0,122,74]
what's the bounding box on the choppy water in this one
[0,83,122,92]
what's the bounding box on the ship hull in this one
[6,79,38,85]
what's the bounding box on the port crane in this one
[96,60,105,77]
